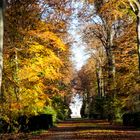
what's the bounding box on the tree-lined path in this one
[1,0,140,138]
[1,119,140,140]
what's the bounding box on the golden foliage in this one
[2,0,71,120]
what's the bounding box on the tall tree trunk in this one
[96,65,101,97]
[100,67,105,97]
[106,46,115,95]
[105,25,116,96]
[137,11,140,74]
[99,65,104,97]
[0,0,4,95]
[14,49,19,102]
[128,0,140,74]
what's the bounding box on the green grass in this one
[31,130,48,135]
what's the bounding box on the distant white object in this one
[69,93,83,118]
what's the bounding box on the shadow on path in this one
[1,119,140,140]
[29,119,140,140]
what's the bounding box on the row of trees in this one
[0,0,75,131]
[77,0,140,121]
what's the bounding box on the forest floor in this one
[1,119,140,140]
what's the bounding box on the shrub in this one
[123,112,140,127]
[42,106,57,122]
[123,112,134,126]
[28,114,53,131]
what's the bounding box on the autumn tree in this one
[115,0,140,74]
[0,0,4,95]
[82,4,118,96]
[83,33,107,97]
[128,0,140,73]
[0,0,73,130]
[78,58,97,117]
[82,0,140,120]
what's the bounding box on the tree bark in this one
[137,11,140,74]
[96,67,101,97]
[106,46,115,95]
[128,0,140,74]
[104,24,116,95]
[0,1,4,95]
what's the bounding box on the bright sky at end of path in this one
[71,45,89,70]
